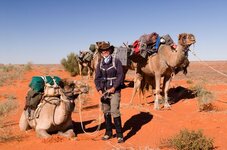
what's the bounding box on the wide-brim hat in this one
[96,41,114,54]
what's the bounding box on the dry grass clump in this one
[160,129,214,150]
[23,61,33,71]
[0,127,23,143]
[0,94,18,117]
[186,79,193,84]
[0,63,33,87]
[0,95,22,142]
[191,83,215,111]
[61,52,80,76]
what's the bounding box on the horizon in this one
[1,0,227,64]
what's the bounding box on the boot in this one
[102,113,113,140]
[114,116,124,143]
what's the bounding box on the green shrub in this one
[191,83,214,111]
[61,53,80,76]
[160,129,214,150]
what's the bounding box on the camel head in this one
[73,80,89,95]
[178,33,196,47]
[61,79,88,100]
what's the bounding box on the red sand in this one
[0,61,227,149]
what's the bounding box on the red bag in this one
[132,40,140,54]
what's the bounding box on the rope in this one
[78,93,103,136]
[189,47,227,78]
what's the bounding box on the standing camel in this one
[136,33,196,110]
[129,57,190,105]
[78,51,94,79]
[91,51,102,78]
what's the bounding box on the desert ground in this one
[0,61,227,150]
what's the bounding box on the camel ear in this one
[178,34,182,41]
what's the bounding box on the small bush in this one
[0,95,18,117]
[186,79,193,84]
[160,129,214,150]
[0,64,28,87]
[24,62,33,71]
[61,53,80,76]
[0,127,23,143]
[191,83,214,111]
[0,64,15,72]
[0,95,21,143]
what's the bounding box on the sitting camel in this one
[134,33,196,110]
[19,80,89,138]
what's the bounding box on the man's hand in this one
[107,87,115,94]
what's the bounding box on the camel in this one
[91,51,102,78]
[134,33,196,110]
[77,51,94,79]
[129,57,190,105]
[19,80,89,138]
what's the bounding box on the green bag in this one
[29,76,62,92]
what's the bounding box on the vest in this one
[99,56,117,91]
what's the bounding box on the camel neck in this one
[160,44,187,68]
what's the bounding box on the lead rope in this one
[78,93,103,136]
[189,45,227,78]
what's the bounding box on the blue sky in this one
[1,0,227,64]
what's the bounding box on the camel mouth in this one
[189,40,196,45]
[188,34,196,44]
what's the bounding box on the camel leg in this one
[129,78,140,105]
[87,67,90,80]
[36,129,51,138]
[79,64,82,76]
[139,78,146,105]
[138,87,143,106]
[19,110,31,131]
[129,74,142,105]
[163,76,172,109]
[154,74,161,110]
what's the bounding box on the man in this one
[94,41,124,143]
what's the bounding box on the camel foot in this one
[58,129,75,138]
[153,99,160,110]
[36,129,51,138]
[164,103,171,109]
[154,104,160,110]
